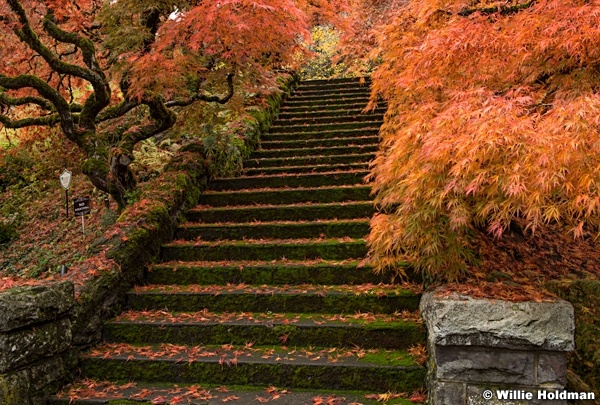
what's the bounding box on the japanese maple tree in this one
[0,0,311,207]
[361,0,600,281]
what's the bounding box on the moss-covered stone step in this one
[293,86,370,96]
[250,145,376,159]
[283,96,372,108]
[277,106,387,120]
[187,201,373,223]
[244,153,375,169]
[78,344,425,392]
[126,284,421,313]
[287,91,371,103]
[161,238,368,262]
[103,311,424,349]
[300,77,370,86]
[198,185,372,207]
[259,135,378,151]
[281,102,385,114]
[261,127,379,142]
[273,114,383,127]
[176,219,370,240]
[244,162,368,176]
[269,121,383,135]
[49,381,421,405]
[147,260,386,285]
[209,170,369,191]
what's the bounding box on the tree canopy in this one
[0,0,319,207]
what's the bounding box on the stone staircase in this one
[51,78,426,404]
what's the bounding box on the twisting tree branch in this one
[166,73,235,107]
[0,113,61,128]
[0,90,55,111]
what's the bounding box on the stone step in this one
[103,310,425,349]
[273,113,383,127]
[259,135,378,150]
[160,238,368,262]
[287,91,371,102]
[293,86,370,96]
[176,219,370,240]
[127,283,421,314]
[261,127,379,142]
[277,107,386,120]
[198,185,372,207]
[49,381,422,405]
[147,260,388,285]
[243,162,368,176]
[187,201,374,223]
[78,343,425,392]
[208,170,369,191]
[298,77,371,88]
[243,152,375,169]
[250,145,377,159]
[269,121,383,135]
[283,96,372,108]
[281,102,385,113]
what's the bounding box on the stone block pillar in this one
[421,291,576,405]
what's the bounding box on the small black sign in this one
[74,196,91,217]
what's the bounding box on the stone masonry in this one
[0,281,76,405]
[421,290,576,405]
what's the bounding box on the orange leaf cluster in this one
[361,0,600,281]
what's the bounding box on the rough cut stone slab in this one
[420,291,575,351]
[0,318,72,374]
[0,282,74,333]
[537,352,567,386]
[27,355,65,391]
[431,381,465,405]
[436,345,535,385]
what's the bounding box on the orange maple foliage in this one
[0,0,342,206]
[361,0,600,281]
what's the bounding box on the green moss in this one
[160,239,368,261]
[148,261,385,286]
[127,288,420,314]
[80,355,424,392]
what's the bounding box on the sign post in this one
[59,169,72,217]
[73,196,91,234]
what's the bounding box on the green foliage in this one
[301,26,349,80]
[201,124,245,178]
[131,139,175,183]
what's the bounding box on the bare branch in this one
[96,100,140,123]
[0,112,60,128]
[166,73,235,107]
[0,91,55,111]
[0,74,74,136]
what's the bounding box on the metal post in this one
[65,189,69,217]
[81,215,85,234]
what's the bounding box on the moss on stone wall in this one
[546,279,600,394]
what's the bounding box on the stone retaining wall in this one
[0,282,77,405]
[421,290,577,405]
